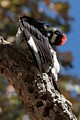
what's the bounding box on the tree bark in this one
[0,43,77,120]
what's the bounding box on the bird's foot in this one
[0,36,10,44]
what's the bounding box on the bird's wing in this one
[20,16,49,37]
[19,17,50,48]
[18,17,53,73]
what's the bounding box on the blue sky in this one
[58,0,80,78]
[39,0,80,78]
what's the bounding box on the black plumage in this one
[20,16,49,37]
[16,16,61,94]
[18,16,53,73]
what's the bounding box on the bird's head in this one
[47,27,67,46]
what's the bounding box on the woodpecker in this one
[16,16,53,75]
[19,16,67,46]
[15,16,67,94]
[16,16,67,81]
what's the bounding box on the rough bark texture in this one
[0,43,77,120]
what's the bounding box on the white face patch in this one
[27,37,38,53]
[51,34,57,43]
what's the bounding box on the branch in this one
[0,42,77,120]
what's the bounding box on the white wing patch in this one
[27,37,38,53]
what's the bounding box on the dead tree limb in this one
[0,43,77,120]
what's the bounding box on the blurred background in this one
[0,0,80,120]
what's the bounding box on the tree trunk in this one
[0,43,77,120]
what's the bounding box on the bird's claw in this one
[0,36,10,44]
[0,36,4,43]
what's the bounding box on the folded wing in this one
[18,17,53,73]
